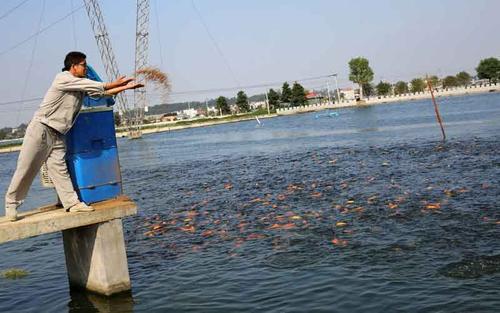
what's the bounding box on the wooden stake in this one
[426,77,446,142]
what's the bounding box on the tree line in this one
[348,56,500,98]
[215,81,309,114]
[215,55,500,115]
[0,124,27,140]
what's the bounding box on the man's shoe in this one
[5,206,18,222]
[67,202,94,213]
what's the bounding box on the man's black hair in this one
[62,51,86,71]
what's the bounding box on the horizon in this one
[1,0,499,127]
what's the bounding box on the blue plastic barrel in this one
[66,107,117,153]
[65,107,122,204]
[65,66,122,204]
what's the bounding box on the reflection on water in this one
[438,254,500,279]
[68,290,134,313]
[0,94,499,312]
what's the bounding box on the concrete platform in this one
[0,195,137,244]
[1,195,137,296]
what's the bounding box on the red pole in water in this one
[426,77,446,142]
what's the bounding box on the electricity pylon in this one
[83,0,129,116]
[130,0,150,139]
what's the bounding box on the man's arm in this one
[55,73,141,97]
[104,82,144,96]
[103,76,135,90]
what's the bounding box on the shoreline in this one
[0,114,278,154]
[276,83,500,115]
[1,83,498,155]
[115,114,278,137]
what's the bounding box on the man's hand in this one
[104,82,144,96]
[115,76,135,86]
[126,82,145,90]
[104,76,136,90]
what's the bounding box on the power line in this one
[0,0,31,21]
[191,0,241,88]
[165,74,333,96]
[0,4,84,57]
[0,97,43,107]
[70,0,78,49]
[16,0,46,125]
[0,106,38,113]
[153,0,164,68]
[0,73,332,107]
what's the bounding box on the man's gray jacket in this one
[33,71,106,134]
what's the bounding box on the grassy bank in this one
[0,142,22,153]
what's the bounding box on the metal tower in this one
[83,0,129,116]
[132,0,150,137]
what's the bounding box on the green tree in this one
[394,81,409,95]
[376,81,392,96]
[476,57,500,83]
[290,82,307,106]
[348,57,374,99]
[427,75,440,88]
[456,71,472,86]
[442,76,458,88]
[216,96,230,115]
[410,78,425,93]
[113,112,121,126]
[235,90,250,113]
[362,83,374,97]
[267,88,280,109]
[281,82,292,103]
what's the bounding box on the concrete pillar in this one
[62,218,131,296]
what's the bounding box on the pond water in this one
[1,93,499,312]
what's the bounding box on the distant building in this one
[229,104,238,114]
[176,108,198,119]
[306,91,324,105]
[250,100,266,110]
[471,78,490,86]
[340,88,356,101]
[206,106,218,115]
[160,113,177,122]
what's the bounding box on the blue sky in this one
[0,0,499,127]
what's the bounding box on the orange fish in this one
[247,233,266,240]
[425,203,441,210]
[331,238,348,246]
[387,203,398,209]
[201,230,214,237]
[311,191,323,198]
[180,225,195,233]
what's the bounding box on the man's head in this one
[63,51,87,78]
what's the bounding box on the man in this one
[4,51,143,221]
